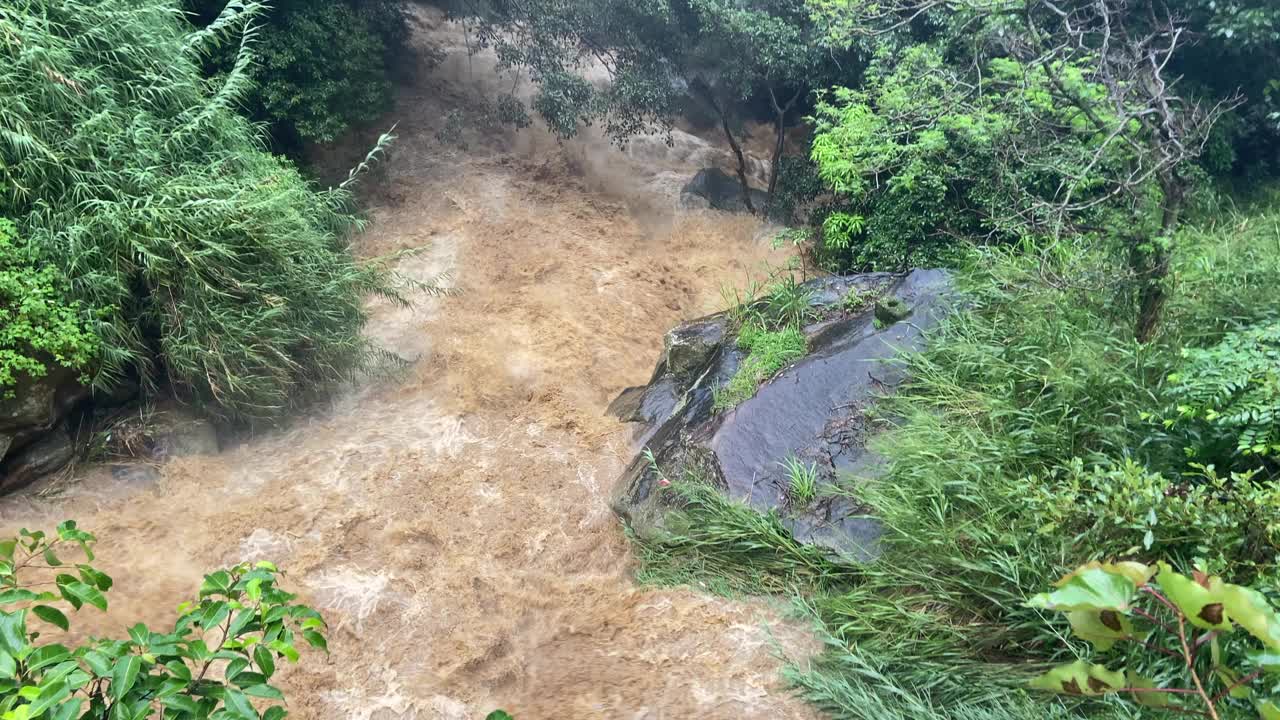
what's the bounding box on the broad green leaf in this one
[32,606,69,632]
[0,653,14,679]
[76,566,111,592]
[160,695,202,714]
[486,712,515,720]
[51,700,79,720]
[1067,609,1144,651]
[262,708,286,720]
[27,679,71,717]
[164,660,192,682]
[221,688,258,720]
[302,630,327,653]
[1223,584,1280,648]
[200,572,234,598]
[82,650,113,676]
[1028,660,1126,696]
[225,657,248,681]
[0,611,28,658]
[253,645,275,677]
[0,542,16,562]
[1260,700,1280,720]
[1156,564,1231,631]
[56,578,106,611]
[1027,567,1137,612]
[27,645,72,671]
[42,547,61,567]
[110,655,141,701]
[243,683,284,700]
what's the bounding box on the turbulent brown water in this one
[0,8,820,719]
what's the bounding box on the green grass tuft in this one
[713,323,808,411]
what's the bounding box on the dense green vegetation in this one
[0,522,325,719]
[1,0,400,422]
[637,206,1280,718]
[184,0,408,148]
[0,219,96,394]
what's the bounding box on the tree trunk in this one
[718,109,756,215]
[1134,179,1183,343]
[690,78,756,214]
[765,88,802,219]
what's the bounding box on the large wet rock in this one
[0,427,76,494]
[609,269,953,562]
[681,168,769,213]
[0,368,91,487]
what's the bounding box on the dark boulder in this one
[680,168,769,214]
[608,269,953,562]
[0,426,76,494]
[0,368,91,486]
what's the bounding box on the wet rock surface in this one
[609,269,953,562]
[680,168,769,214]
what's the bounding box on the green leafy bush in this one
[809,45,1131,272]
[186,0,407,147]
[1167,322,1280,460]
[0,522,324,719]
[1,0,403,421]
[0,219,97,394]
[252,0,405,145]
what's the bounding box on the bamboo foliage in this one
[0,0,401,421]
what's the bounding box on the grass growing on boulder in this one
[712,322,807,411]
[633,205,1280,720]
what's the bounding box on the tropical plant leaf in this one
[1027,566,1138,612]
[1067,609,1144,650]
[1028,660,1126,696]
[1156,564,1232,631]
[1223,584,1280,648]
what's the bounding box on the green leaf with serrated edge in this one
[33,605,68,631]
[1067,609,1145,650]
[1027,567,1137,612]
[109,655,141,701]
[1156,564,1232,631]
[1223,584,1280,648]
[1259,700,1280,720]
[1028,660,1126,696]
[253,646,275,677]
